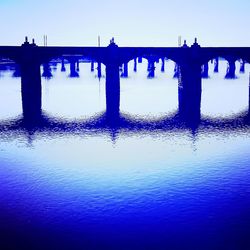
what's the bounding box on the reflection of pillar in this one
[121,63,128,77]
[91,61,94,72]
[106,63,120,117]
[201,62,209,78]
[161,58,165,72]
[20,61,42,119]
[225,59,236,79]
[134,58,137,72]
[61,58,66,72]
[240,60,245,73]
[179,62,202,121]
[214,58,219,73]
[69,59,79,77]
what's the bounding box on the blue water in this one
[0,60,250,250]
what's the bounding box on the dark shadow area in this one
[0,110,249,143]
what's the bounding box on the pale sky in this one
[0,0,250,47]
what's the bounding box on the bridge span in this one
[0,37,250,123]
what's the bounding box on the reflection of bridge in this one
[0,37,250,123]
[0,111,249,143]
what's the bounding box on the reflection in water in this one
[0,60,250,250]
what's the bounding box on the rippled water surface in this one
[0,60,250,250]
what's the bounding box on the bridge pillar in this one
[76,59,80,72]
[240,60,245,73]
[147,59,155,78]
[147,60,151,72]
[138,57,142,63]
[69,58,79,77]
[201,62,209,78]
[179,62,202,121]
[12,64,21,77]
[248,73,250,118]
[104,39,121,119]
[121,62,128,77]
[91,61,94,72]
[42,63,52,78]
[106,63,120,117]
[20,61,42,119]
[61,58,66,72]
[161,58,165,72]
[97,62,102,79]
[225,59,236,79]
[214,58,219,73]
[134,58,137,72]
[173,63,180,78]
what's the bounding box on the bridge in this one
[0,37,250,123]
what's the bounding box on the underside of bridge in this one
[0,39,250,123]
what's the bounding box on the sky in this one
[0,0,250,47]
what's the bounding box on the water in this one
[0,60,250,250]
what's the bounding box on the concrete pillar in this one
[161,58,165,72]
[178,62,202,122]
[42,63,52,78]
[147,60,155,78]
[121,62,128,77]
[240,60,245,73]
[173,63,179,78]
[134,58,137,72]
[147,60,151,71]
[20,61,42,119]
[225,59,236,79]
[201,62,209,78]
[12,64,21,77]
[106,63,120,117]
[91,61,94,72]
[97,62,102,79]
[69,59,79,77]
[214,58,219,73]
[76,59,80,72]
[248,73,250,117]
[61,58,66,72]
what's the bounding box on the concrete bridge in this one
[0,37,250,123]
